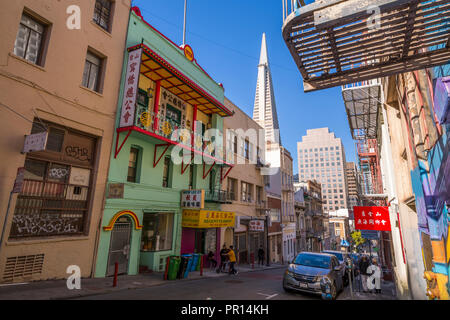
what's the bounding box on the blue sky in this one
[132,0,357,173]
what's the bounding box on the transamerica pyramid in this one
[253,33,281,147]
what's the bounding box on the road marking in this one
[257,292,278,300]
[0,282,28,287]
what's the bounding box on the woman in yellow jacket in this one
[227,246,238,275]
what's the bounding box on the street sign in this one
[361,230,379,240]
[341,239,350,247]
[181,189,205,209]
[249,220,264,232]
[12,167,25,193]
[354,206,391,231]
[22,131,48,153]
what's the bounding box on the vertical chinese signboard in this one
[119,48,143,128]
[354,206,392,232]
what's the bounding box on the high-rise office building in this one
[253,33,295,263]
[345,162,361,210]
[297,128,348,213]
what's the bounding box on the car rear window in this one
[294,254,331,269]
[323,251,343,261]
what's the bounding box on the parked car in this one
[322,250,352,285]
[283,252,344,300]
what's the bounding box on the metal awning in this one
[129,44,232,117]
[282,0,450,92]
[342,80,382,140]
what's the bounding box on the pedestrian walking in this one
[227,245,238,275]
[367,258,382,294]
[257,246,264,266]
[217,244,229,273]
[358,255,370,293]
[207,251,217,269]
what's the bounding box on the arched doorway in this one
[224,227,233,247]
[107,215,132,276]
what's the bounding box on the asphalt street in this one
[76,268,326,300]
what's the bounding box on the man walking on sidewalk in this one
[227,246,238,275]
[358,255,370,293]
[217,244,229,273]
[257,246,265,266]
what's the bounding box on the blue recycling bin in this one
[190,254,200,271]
[181,254,193,278]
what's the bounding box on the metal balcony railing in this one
[282,0,450,92]
[134,109,231,160]
[205,189,233,203]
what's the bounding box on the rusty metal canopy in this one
[282,0,450,92]
[342,80,382,139]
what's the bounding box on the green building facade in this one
[94,7,234,277]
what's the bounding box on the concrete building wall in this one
[219,98,267,263]
[383,73,428,299]
[0,0,131,282]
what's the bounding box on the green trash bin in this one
[168,256,181,280]
[195,254,202,271]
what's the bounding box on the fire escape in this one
[282,0,450,92]
[341,76,386,205]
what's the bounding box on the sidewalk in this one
[338,276,398,300]
[0,262,285,300]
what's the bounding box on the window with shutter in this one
[14,13,46,65]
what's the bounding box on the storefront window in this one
[141,212,174,252]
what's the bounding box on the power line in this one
[133,3,298,73]
[0,102,34,125]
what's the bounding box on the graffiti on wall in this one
[10,215,82,237]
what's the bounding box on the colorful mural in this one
[412,75,450,299]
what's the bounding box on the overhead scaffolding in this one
[282,0,450,92]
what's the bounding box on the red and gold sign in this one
[183,44,194,62]
[182,210,235,228]
[354,206,391,231]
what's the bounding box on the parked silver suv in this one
[283,252,344,300]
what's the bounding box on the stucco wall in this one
[0,0,131,282]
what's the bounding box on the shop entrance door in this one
[107,216,132,276]
[194,229,206,254]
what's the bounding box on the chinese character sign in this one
[181,190,205,209]
[23,131,48,153]
[249,220,264,232]
[354,206,391,231]
[119,48,143,128]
